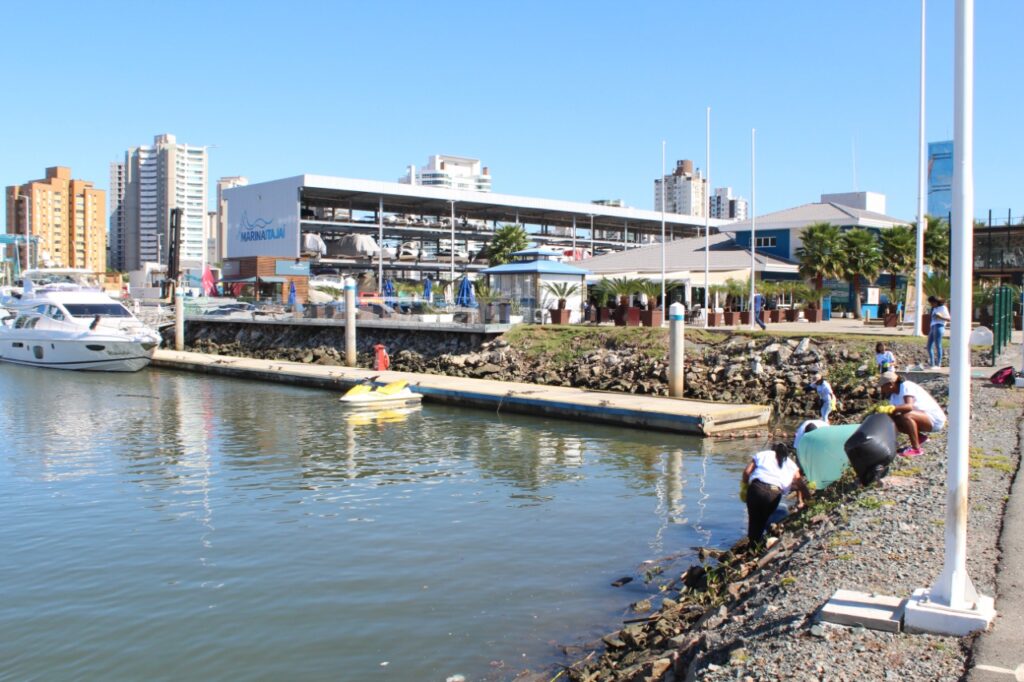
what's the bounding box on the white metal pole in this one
[572,215,577,258]
[661,140,667,315]
[590,215,594,257]
[915,0,928,336]
[668,302,685,397]
[344,277,357,366]
[704,107,711,327]
[450,200,456,282]
[378,196,384,293]
[750,128,757,329]
[934,0,975,610]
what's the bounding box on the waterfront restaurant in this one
[222,174,725,302]
[481,247,590,324]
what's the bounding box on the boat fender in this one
[373,343,391,371]
[843,413,897,486]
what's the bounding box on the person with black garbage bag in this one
[741,443,810,543]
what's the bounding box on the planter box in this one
[597,307,614,324]
[508,314,524,325]
[884,313,899,327]
[706,312,724,327]
[922,313,932,335]
[723,311,740,325]
[785,308,800,322]
[435,313,454,324]
[805,308,822,322]
[639,309,663,327]
[549,308,572,325]
[416,314,439,323]
[614,306,640,326]
[768,309,782,323]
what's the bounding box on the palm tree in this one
[918,215,950,274]
[542,281,581,310]
[840,228,881,319]
[633,278,679,311]
[796,222,844,308]
[878,226,916,294]
[486,224,529,265]
[601,276,641,307]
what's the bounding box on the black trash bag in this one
[844,413,898,485]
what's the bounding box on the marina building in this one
[116,134,208,272]
[221,174,724,301]
[5,166,107,272]
[399,155,492,192]
[654,159,707,217]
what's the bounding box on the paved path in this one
[152,349,770,436]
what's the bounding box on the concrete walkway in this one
[152,349,771,436]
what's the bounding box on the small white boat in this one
[339,380,422,408]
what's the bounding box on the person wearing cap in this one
[807,373,837,423]
[877,371,946,457]
[742,443,809,542]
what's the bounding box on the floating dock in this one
[152,350,770,436]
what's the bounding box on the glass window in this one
[63,303,132,318]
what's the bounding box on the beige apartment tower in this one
[6,166,107,272]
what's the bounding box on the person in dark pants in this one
[753,291,766,330]
[742,443,809,542]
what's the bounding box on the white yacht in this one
[0,269,162,372]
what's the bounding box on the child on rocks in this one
[875,342,896,374]
[807,373,837,423]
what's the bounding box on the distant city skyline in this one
[2,2,1022,224]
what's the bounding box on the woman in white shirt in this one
[926,296,950,368]
[878,371,946,457]
[742,443,809,542]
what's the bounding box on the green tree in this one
[486,224,529,265]
[878,226,916,294]
[601,276,641,306]
[840,228,881,319]
[918,215,950,274]
[634,278,679,311]
[795,222,844,308]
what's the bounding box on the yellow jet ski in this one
[339,380,423,408]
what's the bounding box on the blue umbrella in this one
[455,276,476,307]
[288,280,303,313]
[383,277,395,303]
[423,277,433,303]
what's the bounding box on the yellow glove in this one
[878,404,895,414]
[739,480,748,503]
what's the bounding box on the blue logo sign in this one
[238,212,285,242]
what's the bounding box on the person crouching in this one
[877,371,946,457]
[742,443,809,543]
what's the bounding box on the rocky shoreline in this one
[520,378,1020,682]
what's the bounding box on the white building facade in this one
[654,159,707,217]
[216,176,248,262]
[399,155,492,192]
[119,134,208,272]
[710,187,748,221]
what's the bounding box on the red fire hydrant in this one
[373,343,391,371]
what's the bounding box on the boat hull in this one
[0,337,156,372]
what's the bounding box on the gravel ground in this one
[688,377,1022,682]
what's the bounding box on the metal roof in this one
[481,260,591,276]
[292,174,730,236]
[572,233,798,275]
[725,201,909,232]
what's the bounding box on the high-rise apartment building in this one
[108,161,127,270]
[654,160,707,217]
[928,140,953,219]
[216,176,248,262]
[399,155,492,192]
[710,187,748,221]
[6,166,106,272]
[118,134,208,272]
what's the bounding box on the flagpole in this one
[750,128,757,330]
[704,107,711,328]
[661,140,667,317]
[915,0,927,336]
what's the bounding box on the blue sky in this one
[2,1,1020,221]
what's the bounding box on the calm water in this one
[0,365,755,681]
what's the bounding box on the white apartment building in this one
[654,159,707,217]
[108,161,127,270]
[216,176,248,262]
[399,155,492,192]
[710,187,748,221]
[119,134,208,272]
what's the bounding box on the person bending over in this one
[807,374,837,423]
[742,443,809,543]
[875,342,896,374]
[877,371,946,457]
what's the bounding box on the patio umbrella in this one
[423,277,433,303]
[287,280,302,312]
[383,277,396,302]
[455,276,476,307]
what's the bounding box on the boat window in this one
[46,305,66,321]
[86,344,106,351]
[63,303,132,318]
[33,346,44,359]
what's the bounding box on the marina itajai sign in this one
[224,177,301,259]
